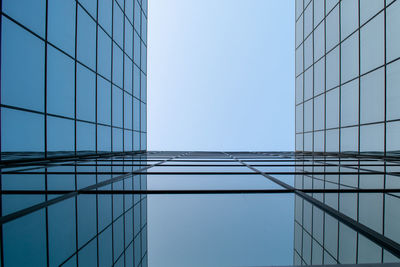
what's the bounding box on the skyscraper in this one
[1,0,148,161]
[295,0,400,156]
[0,0,148,266]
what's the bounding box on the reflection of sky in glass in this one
[148,194,294,267]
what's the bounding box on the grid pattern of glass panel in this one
[295,0,400,156]
[1,0,148,161]
[1,151,400,266]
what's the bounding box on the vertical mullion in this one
[322,0,326,263]
[110,1,115,263]
[382,1,387,262]
[337,1,342,263]
[74,1,79,265]
[95,0,100,266]
[356,1,361,263]
[122,2,126,265]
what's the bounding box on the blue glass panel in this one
[141,132,146,150]
[112,86,123,127]
[77,64,96,122]
[98,125,112,152]
[141,102,146,132]
[143,0,148,15]
[48,0,76,56]
[77,195,97,248]
[126,0,134,23]
[134,98,140,131]
[47,46,75,118]
[113,44,124,87]
[113,1,124,47]
[133,65,141,98]
[134,131,140,151]
[98,28,112,80]
[134,30,141,65]
[141,11,147,44]
[1,108,44,152]
[3,0,46,37]
[77,121,96,151]
[125,20,133,59]
[79,0,97,18]
[1,18,44,112]
[134,236,142,266]
[124,93,133,129]
[48,166,75,190]
[134,0,141,32]
[47,116,75,152]
[79,239,97,267]
[124,130,133,151]
[97,76,112,125]
[124,57,133,94]
[48,198,76,267]
[113,128,123,152]
[125,243,134,267]
[113,217,124,259]
[141,42,147,73]
[77,6,96,70]
[99,0,112,35]
[99,227,113,267]
[3,210,47,266]
[141,71,147,102]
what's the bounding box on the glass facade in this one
[1,152,400,266]
[1,0,148,161]
[295,0,400,156]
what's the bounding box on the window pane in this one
[304,67,313,101]
[77,64,96,122]
[98,76,112,125]
[386,121,400,153]
[341,79,359,127]
[296,45,303,76]
[77,6,96,70]
[360,13,384,74]
[113,44,123,87]
[125,18,134,59]
[141,102,147,132]
[314,0,325,26]
[304,100,313,132]
[47,116,75,152]
[98,125,111,152]
[124,56,133,94]
[326,5,339,52]
[295,15,303,47]
[79,0,97,18]
[134,64,141,98]
[326,88,339,129]
[98,27,112,80]
[134,0,141,32]
[296,75,303,104]
[113,127,123,152]
[1,108,44,152]
[314,94,325,131]
[304,35,313,69]
[124,93,133,130]
[326,129,339,152]
[360,123,384,152]
[360,0,384,25]
[134,30,141,66]
[48,0,76,56]
[387,0,400,62]
[98,0,112,35]
[141,42,147,73]
[3,0,46,37]
[314,58,325,95]
[341,31,359,83]
[112,87,123,128]
[304,4,312,38]
[314,23,325,61]
[3,210,47,266]
[341,126,358,153]
[141,71,147,102]
[77,121,96,152]
[134,98,141,131]
[360,67,384,124]
[341,0,358,40]
[113,1,124,47]
[141,12,147,44]
[326,46,339,90]
[47,46,75,118]
[1,18,44,112]
[387,59,400,120]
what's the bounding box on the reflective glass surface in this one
[1,152,400,266]
[1,0,147,161]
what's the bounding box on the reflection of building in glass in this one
[1,0,147,161]
[1,154,148,266]
[295,0,400,156]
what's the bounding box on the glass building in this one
[0,0,400,266]
[1,0,148,162]
[295,0,400,156]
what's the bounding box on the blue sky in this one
[147,0,295,151]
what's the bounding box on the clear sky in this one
[147,0,295,151]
